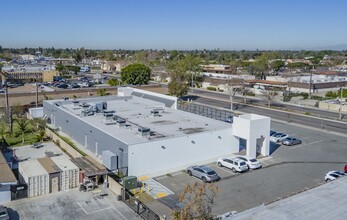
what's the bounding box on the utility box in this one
[102,150,118,170]
[122,176,137,190]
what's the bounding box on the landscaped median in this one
[45,127,86,158]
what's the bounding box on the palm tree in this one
[16,117,31,144]
[97,89,107,96]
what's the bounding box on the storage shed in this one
[38,157,62,193]
[50,155,79,191]
[19,160,49,198]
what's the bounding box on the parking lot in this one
[154,120,347,215]
[5,188,141,220]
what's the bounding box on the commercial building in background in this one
[0,152,17,204]
[43,87,270,177]
[1,64,59,83]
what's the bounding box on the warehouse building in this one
[43,88,270,177]
[18,155,79,198]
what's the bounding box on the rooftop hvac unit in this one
[150,109,160,117]
[138,127,150,136]
[104,113,114,121]
[103,110,115,115]
[81,110,94,117]
[80,102,90,109]
[72,100,79,107]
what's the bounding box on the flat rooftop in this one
[0,152,17,184]
[49,95,230,145]
[232,177,347,220]
[19,159,48,178]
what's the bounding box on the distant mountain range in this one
[284,44,347,51]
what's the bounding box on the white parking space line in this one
[211,164,235,175]
[111,207,129,220]
[155,176,168,180]
[290,140,324,149]
[172,171,183,176]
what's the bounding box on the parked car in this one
[187,165,220,183]
[225,116,233,123]
[325,171,344,181]
[270,133,289,143]
[217,157,248,173]
[0,205,9,220]
[270,130,277,136]
[236,156,262,169]
[282,137,302,146]
[57,84,68,89]
[332,171,346,177]
[31,142,43,149]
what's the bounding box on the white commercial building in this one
[43,87,270,177]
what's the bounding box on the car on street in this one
[282,137,302,146]
[31,142,44,149]
[217,157,249,173]
[0,205,9,220]
[270,132,289,143]
[187,165,220,183]
[236,156,262,169]
[225,116,233,123]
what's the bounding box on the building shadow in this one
[269,141,281,154]
[7,207,20,220]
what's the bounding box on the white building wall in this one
[0,186,11,204]
[27,175,49,198]
[128,128,238,177]
[60,169,79,191]
[233,114,270,158]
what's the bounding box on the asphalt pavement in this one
[183,94,347,134]
[189,89,346,121]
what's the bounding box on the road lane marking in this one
[211,163,235,175]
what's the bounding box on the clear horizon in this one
[1,0,347,50]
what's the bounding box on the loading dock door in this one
[51,177,59,193]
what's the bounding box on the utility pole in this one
[339,87,343,120]
[191,72,194,93]
[36,73,39,107]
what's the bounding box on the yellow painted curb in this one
[156,192,167,198]
[138,176,148,181]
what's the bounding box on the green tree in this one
[172,182,219,220]
[16,117,31,144]
[121,63,151,85]
[97,88,107,96]
[167,55,202,97]
[107,78,119,86]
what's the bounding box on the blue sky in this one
[1,0,347,50]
